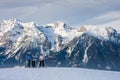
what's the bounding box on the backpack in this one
[40,55,44,61]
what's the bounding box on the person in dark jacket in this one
[31,54,37,68]
[26,52,33,67]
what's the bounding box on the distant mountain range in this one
[0,18,120,71]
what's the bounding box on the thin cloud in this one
[0,0,57,9]
[93,11,120,20]
[84,11,120,25]
[0,0,120,26]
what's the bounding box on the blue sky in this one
[0,0,120,26]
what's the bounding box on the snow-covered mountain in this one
[0,19,48,67]
[40,21,83,51]
[42,23,120,71]
[0,19,120,71]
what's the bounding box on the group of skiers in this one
[26,52,45,68]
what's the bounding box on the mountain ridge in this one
[0,18,120,71]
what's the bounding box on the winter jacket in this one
[39,55,44,61]
[26,54,33,60]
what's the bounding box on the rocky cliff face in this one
[46,33,120,71]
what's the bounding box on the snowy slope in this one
[98,20,120,33]
[0,67,120,80]
[41,21,83,50]
[39,21,84,52]
[76,25,120,40]
[42,21,120,48]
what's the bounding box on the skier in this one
[26,52,33,67]
[39,54,45,67]
[32,54,37,68]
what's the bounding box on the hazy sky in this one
[0,0,120,26]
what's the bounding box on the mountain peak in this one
[46,21,66,28]
[0,18,22,34]
[55,21,65,26]
[9,18,21,22]
[1,18,21,24]
[106,27,117,33]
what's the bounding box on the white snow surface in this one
[0,67,120,80]
[98,20,120,33]
[41,21,83,48]
[79,25,109,40]
[83,40,93,63]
